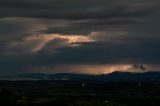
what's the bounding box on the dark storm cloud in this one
[0,0,158,19]
[39,40,160,65]
[0,0,160,75]
[42,18,143,35]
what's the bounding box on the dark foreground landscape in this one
[0,72,160,106]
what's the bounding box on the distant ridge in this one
[0,71,160,81]
[98,71,160,81]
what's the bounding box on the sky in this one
[0,0,160,76]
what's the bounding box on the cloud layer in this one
[0,0,160,75]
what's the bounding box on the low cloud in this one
[25,64,160,74]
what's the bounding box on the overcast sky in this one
[0,0,160,76]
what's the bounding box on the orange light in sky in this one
[25,34,94,52]
[28,64,151,74]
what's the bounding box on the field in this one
[0,80,160,106]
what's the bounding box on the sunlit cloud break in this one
[28,64,157,74]
[26,33,95,52]
[8,33,95,53]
